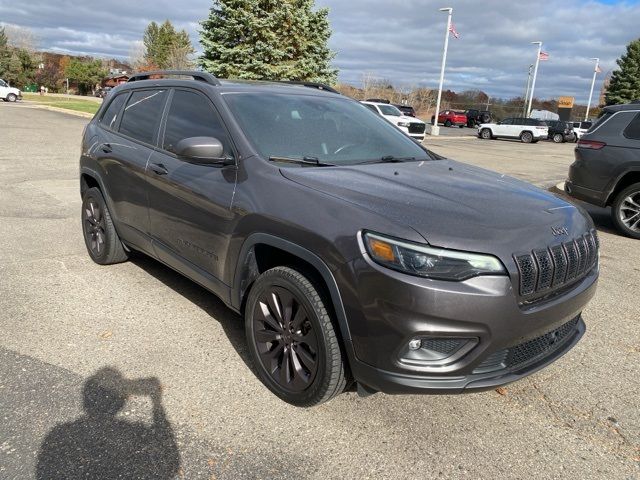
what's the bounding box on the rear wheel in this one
[6,93,17,102]
[552,133,564,143]
[480,128,492,140]
[611,183,640,239]
[245,266,346,407]
[520,131,533,143]
[458,124,464,128]
[81,187,128,264]
[444,120,452,127]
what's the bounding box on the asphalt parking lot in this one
[1,103,638,479]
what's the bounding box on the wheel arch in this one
[606,169,640,206]
[232,234,353,347]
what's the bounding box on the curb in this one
[24,102,95,119]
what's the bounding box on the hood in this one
[384,114,425,125]
[280,159,592,259]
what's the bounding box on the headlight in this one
[363,232,506,281]
[397,121,411,127]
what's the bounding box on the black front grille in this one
[408,123,426,134]
[514,230,598,302]
[473,317,580,374]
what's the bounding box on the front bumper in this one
[336,251,597,395]
[352,317,585,394]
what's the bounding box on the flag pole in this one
[527,41,542,117]
[585,58,600,121]
[523,64,533,117]
[431,7,453,137]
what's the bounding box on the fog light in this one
[408,339,422,350]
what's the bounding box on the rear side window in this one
[363,103,379,114]
[100,93,127,130]
[119,89,167,145]
[162,90,231,154]
[623,113,640,140]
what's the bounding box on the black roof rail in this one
[279,81,340,94]
[127,70,221,86]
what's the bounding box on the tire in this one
[6,93,17,102]
[444,120,452,127]
[245,266,346,407]
[611,182,640,239]
[81,187,128,264]
[458,125,464,128]
[520,131,533,143]
[480,128,492,140]
[552,133,564,143]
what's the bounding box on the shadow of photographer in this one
[36,367,180,480]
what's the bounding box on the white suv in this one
[478,117,548,143]
[0,79,22,102]
[361,101,426,141]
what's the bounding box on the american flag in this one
[449,23,460,39]
[539,51,549,61]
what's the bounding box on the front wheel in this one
[444,120,452,127]
[611,183,640,239]
[520,131,533,143]
[6,93,17,102]
[480,128,492,140]
[245,267,346,407]
[552,133,564,143]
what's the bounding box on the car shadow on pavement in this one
[129,253,252,369]
[36,367,180,480]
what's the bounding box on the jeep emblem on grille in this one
[551,226,569,236]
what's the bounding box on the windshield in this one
[223,93,430,165]
[377,104,403,116]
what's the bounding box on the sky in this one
[1,0,639,102]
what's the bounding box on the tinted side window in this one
[363,103,379,114]
[119,89,167,144]
[100,93,127,130]
[162,90,231,154]
[624,113,640,140]
[501,118,513,125]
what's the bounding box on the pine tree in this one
[606,38,640,105]
[199,0,337,83]
[143,21,195,70]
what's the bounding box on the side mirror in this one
[175,136,234,166]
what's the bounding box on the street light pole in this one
[526,41,542,117]
[431,7,453,137]
[585,57,600,121]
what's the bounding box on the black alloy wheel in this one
[252,286,319,392]
[245,267,346,406]
[81,187,129,264]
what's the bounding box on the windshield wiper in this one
[268,156,335,167]
[356,156,417,165]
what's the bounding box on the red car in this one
[431,110,467,128]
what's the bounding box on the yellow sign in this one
[558,96,575,109]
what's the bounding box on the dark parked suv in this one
[566,102,640,239]
[80,70,599,406]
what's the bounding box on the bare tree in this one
[4,24,38,52]
[165,44,196,70]
[128,41,148,71]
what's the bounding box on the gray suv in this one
[566,102,640,239]
[80,70,599,406]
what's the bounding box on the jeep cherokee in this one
[79,70,599,406]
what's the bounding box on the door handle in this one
[101,143,112,153]
[150,163,169,175]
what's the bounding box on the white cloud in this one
[2,0,639,101]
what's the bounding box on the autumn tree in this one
[142,21,195,70]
